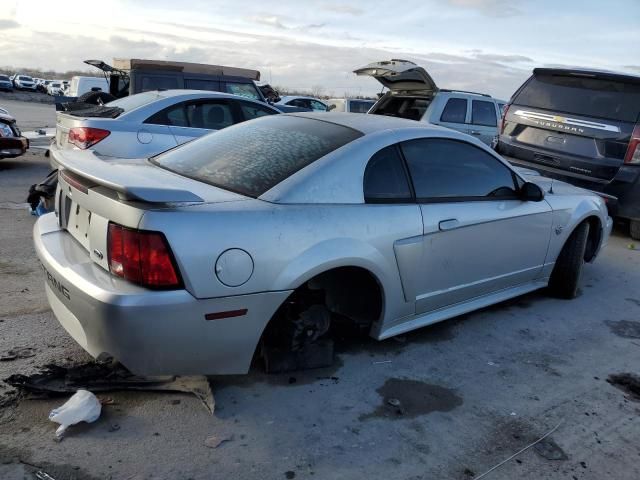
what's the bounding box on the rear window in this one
[349,100,375,113]
[513,74,640,123]
[106,91,163,113]
[224,82,260,100]
[152,115,363,197]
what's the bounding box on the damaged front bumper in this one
[33,213,291,376]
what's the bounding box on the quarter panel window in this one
[402,139,517,199]
[440,98,467,124]
[471,100,498,126]
[239,101,278,121]
[364,146,412,203]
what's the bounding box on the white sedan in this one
[50,90,280,162]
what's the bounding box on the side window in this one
[185,79,221,91]
[287,98,308,108]
[440,98,467,124]
[239,101,278,121]
[310,100,327,111]
[363,145,412,203]
[139,75,180,92]
[401,138,517,200]
[471,100,498,127]
[186,101,235,130]
[145,104,189,127]
[224,82,260,100]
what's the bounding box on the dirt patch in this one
[534,437,568,460]
[605,320,640,339]
[607,373,640,400]
[360,377,463,420]
[0,259,32,276]
[0,442,100,480]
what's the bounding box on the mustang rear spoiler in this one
[52,149,204,203]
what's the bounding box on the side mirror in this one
[328,104,336,111]
[519,182,544,202]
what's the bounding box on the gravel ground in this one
[1,101,640,480]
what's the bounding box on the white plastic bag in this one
[49,389,102,438]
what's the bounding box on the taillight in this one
[107,223,182,289]
[68,127,110,149]
[624,125,640,165]
[500,104,510,134]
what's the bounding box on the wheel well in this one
[583,216,602,262]
[261,266,384,344]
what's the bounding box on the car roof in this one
[151,89,256,101]
[533,67,640,84]
[278,96,326,103]
[286,111,451,135]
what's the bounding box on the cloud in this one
[446,0,523,17]
[248,15,288,29]
[322,4,365,15]
[0,19,19,29]
[473,53,534,63]
[623,65,640,73]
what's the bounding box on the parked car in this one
[37,80,52,94]
[0,109,29,159]
[50,89,280,162]
[36,112,611,375]
[66,76,109,97]
[0,75,13,92]
[275,96,330,111]
[355,59,506,146]
[327,98,376,113]
[48,81,65,95]
[13,75,36,91]
[497,67,640,239]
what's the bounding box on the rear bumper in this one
[499,140,640,220]
[0,136,28,158]
[34,213,291,375]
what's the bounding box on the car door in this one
[165,99,239,144]
[400,138,552,314]
[469,99,499,145]
[434,97,470,135]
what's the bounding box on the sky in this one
[0,0,638,99]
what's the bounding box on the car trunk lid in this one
[53,148,249,273]
[353,59,438,94]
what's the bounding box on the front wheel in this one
[548,222,590,299]
[630,219,640,241]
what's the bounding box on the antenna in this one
[548,178,554,194]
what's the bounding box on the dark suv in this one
[497,68,640,239]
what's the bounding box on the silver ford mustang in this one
[35,113,612,375]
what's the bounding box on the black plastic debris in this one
[5,362,214,414]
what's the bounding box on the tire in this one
[548,222,590,299]
[76,91,116,105]
[630,219,640,241]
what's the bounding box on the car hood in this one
[353,59,438,93]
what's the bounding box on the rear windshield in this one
[350,100,375,113]
[513,74,640,123]
[106,91,164,113]
[152,115,363,197]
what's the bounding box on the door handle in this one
[438,218,460,231]
[470,130,482,135]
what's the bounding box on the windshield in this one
[18,76,32,81]
[0,75,9,81]
[152,115,363,197]
[51,83,61,87]
[106,91,163,112]
[513,74,640,123]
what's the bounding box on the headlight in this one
[0,123,14,137]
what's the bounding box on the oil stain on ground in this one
[360,377,463,420]
[605,320,640,339]
[607,373,640,401]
